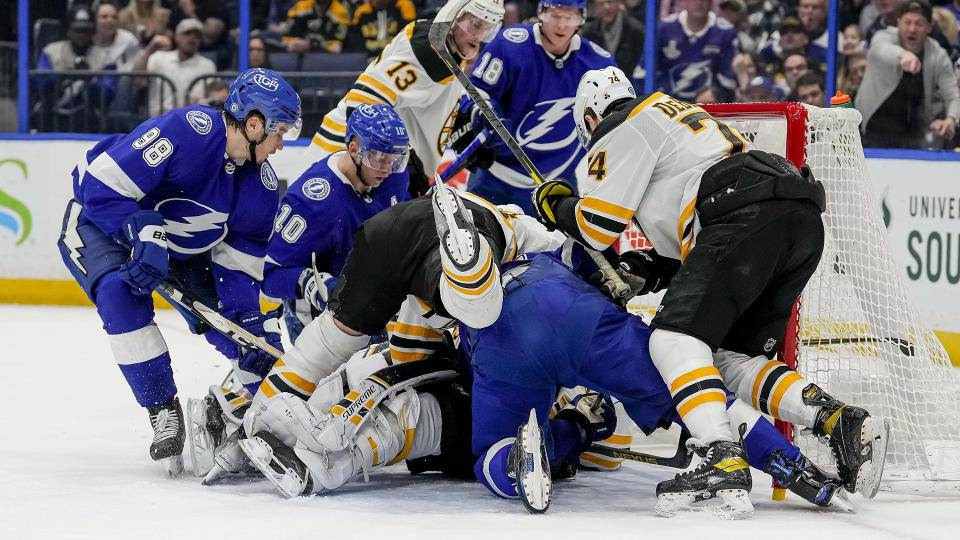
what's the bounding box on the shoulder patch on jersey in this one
[185,110,213,135]
[260,162,279,190]
[503,27,529,44]
[302,177,331,201]
[589,41,612,58]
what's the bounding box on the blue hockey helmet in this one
[225,68,302,140]
[538,0,587,27]
[345,103,410,173]
[539,0,588,13]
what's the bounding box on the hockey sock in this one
[714,349,817,428]
[727,397,801,470]
[649,329,733,443]
[258,311,369,401]
[475,438,519,499]
[109,322,175,408]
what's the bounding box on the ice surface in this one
[2,304,958,539]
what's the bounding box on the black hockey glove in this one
[406,148,431,198]
[447,97,476,154]
[615,249,681,295]
[532,179,576,230]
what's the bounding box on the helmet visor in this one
[359,147,410,174]
[266,116,303,141]
[456,14,501,43]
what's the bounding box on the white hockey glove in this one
[298,268,338,312]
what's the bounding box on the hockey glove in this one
[615,249,681,295]
[532,179,576,230]
[298,268,338,313]
[206,309,284,379]
[406,148,431,198]
[555,392,618,450]
[117,210,169,295]
[447,97,477,154]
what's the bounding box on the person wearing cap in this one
[56,68,302,476]
[759,16,827,79]
[858,0,960,149]
[144,18,216,115]
[36,7,96,71]
[581,0,645,74]
[866,0,952,53]
[737,74,783,103]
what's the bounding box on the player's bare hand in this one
[286,38,309,53]
[899,51,921,74]
[930,117,956,140]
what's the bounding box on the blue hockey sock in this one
[474,438,519,499]
[741,413,802,470]
[117,352,177,408]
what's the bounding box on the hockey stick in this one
[156,281,283,360]
[427,2,631,300]
[439,128,489,183]
[587,430,693,469]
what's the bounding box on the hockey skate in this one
[431,184,480,269]
[804,384,890,498]
[763,449,852,512]
[239,431,313,498]
[201,429,255,485]
[147,397,186,477]
[655,439,753,519]
[187,386,249,477]
[507,408,552,513]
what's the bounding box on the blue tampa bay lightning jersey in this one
[469,24,616,189]
[72,105,281,309]
[644,11,738,101]
[262,151,410,300]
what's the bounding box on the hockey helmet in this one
[225,68,302,140]
[538,0,588,23]
[442,0,504,53]
[573,66,636,148]
[345,104,411,173]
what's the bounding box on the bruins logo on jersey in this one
[436,102,463,156]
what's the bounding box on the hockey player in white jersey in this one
[307,0,505,196]
[532,67,889,514]
[457,0,616,214]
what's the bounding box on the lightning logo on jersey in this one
[516,98,577,151]
[156,198,229,254]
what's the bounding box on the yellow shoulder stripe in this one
[358,74,398,103]
[627,92,665,120]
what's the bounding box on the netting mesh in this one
[625,104,960,490]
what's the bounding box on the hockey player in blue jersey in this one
[56,68,302,476]
[456,0,616,213]
[263,103,412,342]
[466,246,851,516]
[638,0,738,101]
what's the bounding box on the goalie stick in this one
[587,430,693,469]
[426,2,631,300]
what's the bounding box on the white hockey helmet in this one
[452,0,505,42]
[574,66,636,148]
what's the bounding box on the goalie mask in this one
[573,66,635,148]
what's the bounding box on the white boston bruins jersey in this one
[573,92,753,261]
[308,20,466,176]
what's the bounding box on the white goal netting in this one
[624,104,960,492]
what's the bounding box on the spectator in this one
[648,0,738,101]
[744,0,789,55]
[794,71,825,107]
[693,85,722,103]
[780,53,810,94]
[581,0,645,73]
[842,23,867,55]
[118,0,172,47]
[798,0,828,47]
[145,18,216,115]
[837,49,867,98]
[37,8,95,71]
[760,17,827,77]
[201,78,229,107]
[718,0,756,53]
[932,6,960,57]
[737,75,781,102]
[946,1,960,24]
[169,1,231,52]
[731,51,759,90]
[268,0,299,32]
[346,0,416,59]
[867,0,952,52]
[249,36,271,69]
[857,0,960,149]
[282,0,351,53]
[89,1,143,72]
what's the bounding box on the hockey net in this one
[623,103,960,493]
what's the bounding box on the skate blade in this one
[239,436,306,498]
[655,489,754,520]
[518,409,551,514]
[855,417,890,499]
[829,490,856,513]
[161,455,184,478]
[187,397,216,477]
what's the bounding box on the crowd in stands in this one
[21,0,960,149]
